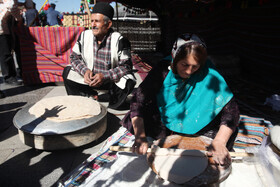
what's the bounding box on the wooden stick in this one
[109,146,254,157]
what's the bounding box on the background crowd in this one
[0,0,63,99]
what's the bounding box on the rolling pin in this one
[110,146,254,157]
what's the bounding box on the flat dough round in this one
[29,96,101,122]
[153,150,208,184]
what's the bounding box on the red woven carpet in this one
[19,27,85,85]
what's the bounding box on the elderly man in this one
[62,2,136,109]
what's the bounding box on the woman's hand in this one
[131,116,149,155]
[207,139,231,166]
[206,124,234,166]
[132,136,149,155]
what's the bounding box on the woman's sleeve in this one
[130,65,167,119]
[219,97,240,131]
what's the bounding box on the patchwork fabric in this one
[60,128,133,187]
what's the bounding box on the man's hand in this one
[89,73,104,87]
[84,69,94,85]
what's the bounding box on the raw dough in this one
[29,96,101,122]
[153,150,208,184]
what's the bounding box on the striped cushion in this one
[234,115,273,149]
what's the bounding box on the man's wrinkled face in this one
[91,13,111,40]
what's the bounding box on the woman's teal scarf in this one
[157,60,233,134]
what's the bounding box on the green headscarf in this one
[156,34,233,134]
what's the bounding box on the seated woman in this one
[121,33,239,166]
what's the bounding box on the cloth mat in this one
[58,127,180,187]
[59,127,132,187]
[59,116,274,187]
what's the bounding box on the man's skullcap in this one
[92,2,114,20]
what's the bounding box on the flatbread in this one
[153,150,208,184]
[29,96,101,122]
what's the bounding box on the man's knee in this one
[108,79,136,109]
[62,66,71,81]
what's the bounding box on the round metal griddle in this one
[14,104,107,135]
[13,103,107,150]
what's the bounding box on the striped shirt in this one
[0,0,22,35]
[70,29,133,81]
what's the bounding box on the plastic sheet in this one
[245,136,280,187]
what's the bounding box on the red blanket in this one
[19,27,85,85]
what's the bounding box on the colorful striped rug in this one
[59,127,133,187]
[19,27,85,85]
[233,115,273,149]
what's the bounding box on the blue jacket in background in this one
[45,7,63,26]
[25,9,38,26]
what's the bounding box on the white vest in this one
[67,30,135,89]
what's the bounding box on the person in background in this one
[24,1,38,26]
[38,11,47,26]
[10,13,23,81]
[18,2,26,24]
[0,0,23,86]
[62,2,136,109]
[45,3,62,26]
[121,33,240,166]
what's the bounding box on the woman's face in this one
[176,54,200,79]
